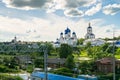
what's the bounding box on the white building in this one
[107,40,120,47]
[115,40,120,47]
[84,23,105,46]
[83,38,105,46]
[54,28,77,47]
[85,23,95,39]
[11,36,17,43]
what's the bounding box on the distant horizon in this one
[0,0,120,42]
[0,34,119,43]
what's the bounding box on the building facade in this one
[96,57,120,73]
[84,23,105,46]
[85,23,95,39]
[55,28,77,47]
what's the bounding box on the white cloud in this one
[65,0,96,8]
[95,24,120,39]
[2,0,52,10]
[85,3,102,16]
[2,0,101,17]
[0,14,119,42]
[103,4,120,15]
[2,0,96,10]
[64,8,84,17]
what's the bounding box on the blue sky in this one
[0,0,120,42]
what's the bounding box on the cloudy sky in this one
[0,0,120,42]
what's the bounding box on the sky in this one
[0,0,120,42]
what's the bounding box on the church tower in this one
[85,23,95,39]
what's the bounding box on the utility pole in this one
[112,29,115,80]
[41,43,48,80]
[44,48,48,80]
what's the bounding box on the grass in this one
[115,54,120,59]
[0,54,13,58]
[80,51,88,57]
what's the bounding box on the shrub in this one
[52,67,74,77]
[0,74,23,80]
[98,73,120,80]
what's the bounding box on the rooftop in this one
[31,72,84,80]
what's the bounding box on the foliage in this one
[65,55,75,69]
[45,42,54,55]
[26,65,34,73]
[0,65,20,73]
[59,44,73,58]
[86,45,113,60]
[34,58,44,68]
[0,65,8,72]
[0,74,23,80]
[72,47,81,55]
[115,54,120,59]
[52,67,73,77]
[79,61,95,74]
[77,38,85,45]
[98,73,120,80]
[116,48,120,55]
[9,58,19,69]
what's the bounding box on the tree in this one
[116,47,120,55]
[77,38,85,45]
[65,55,75,69]
[86,44,113,61]
[59,44,73,58]
[34,58,44,68]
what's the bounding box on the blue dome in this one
[72,32,76,34]
[65,28,71,34]
[55,42,60,44]
[90,33,94,35]
[60,32,63,35]
[115,41,120,44]
[67,28,71,32]
[88,26,92,28]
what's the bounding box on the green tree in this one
[9,57,19,69]
[34,58,43,68]
[116,47,120,55]
[86,46,112,60]
[59,44,73,58]
[65,55,75,69]
[77,38,85,45]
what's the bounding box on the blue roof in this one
[90,33,94,35]
[115,41,120,45]
[72,32,76,34]
[60,32,63,35]
[88,26,92,28]
[78,75,98,80]
[65,28,71,34]
[31,72,84,80]
[55,41,60,44]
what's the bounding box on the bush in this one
[98,73,120,80]
[51,67,74,77]
[0,65,8,72]
[54,67,73,73]
[0,74,23,80]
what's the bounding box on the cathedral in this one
[85,23,95,39]
[55,28,77,47]
[84,23,105,46]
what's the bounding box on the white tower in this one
[85,23,95,39]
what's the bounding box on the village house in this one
[47,58,66,68]
[95,57,120,73]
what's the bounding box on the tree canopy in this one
[59,44,73,58]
